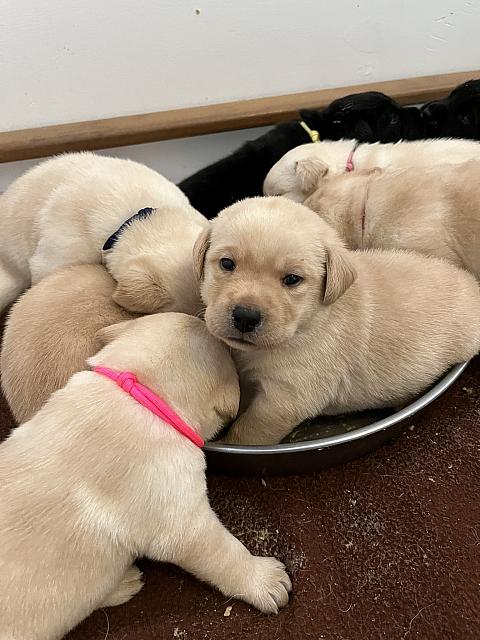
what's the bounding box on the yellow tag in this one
[299,120,320,143]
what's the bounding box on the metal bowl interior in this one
[204,362,468,476]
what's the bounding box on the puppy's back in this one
[1,264,136,422]
[358,164,480,274]
[0,152,101,258]
[353,249,480,363]
[312,249,480,415]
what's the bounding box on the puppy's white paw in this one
[241,556,292,614]
[101,565,144,608]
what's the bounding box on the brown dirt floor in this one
[1,331,478,640]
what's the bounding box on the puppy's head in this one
[194,197,357,351]
[104,208,208,316]
[263,144,329,202]
[90,313,240,441]
[263,142,359,202]
[108,252,203,316]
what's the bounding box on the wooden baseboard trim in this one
[0,70,478,164]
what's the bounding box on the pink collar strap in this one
[93,366,204,448]
[345,141,360,172]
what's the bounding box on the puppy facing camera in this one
[195,197,480,445]
[194,198,356,351]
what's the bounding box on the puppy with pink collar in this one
[0,313,291,639]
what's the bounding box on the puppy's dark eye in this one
[220,258,236,272]
[283,274,303,286]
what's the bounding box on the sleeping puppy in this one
[0,152,207,313]
[263,138,480,202]
[193,197,480,445]
[0,313,291,639]
[1,264,136,423]
[303,162,480,278]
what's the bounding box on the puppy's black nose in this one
[232,305,262,333]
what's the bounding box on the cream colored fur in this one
[0,152,207,314]
[0,313,291,640]
[194,197,480,445]
[263,138,480,202]
[303,162,480,278]
[1,264,137,423]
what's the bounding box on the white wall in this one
[0,0,478,189]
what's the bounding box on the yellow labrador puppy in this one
[0,152,207,313]
[194,197,480,445]
[303,162,480,278]
[263,138,480,202]
[1,264,136,423]
[0,313,291,640]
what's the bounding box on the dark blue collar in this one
[102,207,156,251]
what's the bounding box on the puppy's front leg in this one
[172,501,291,614]
[222,389,305,445]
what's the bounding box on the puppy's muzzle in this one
[232,305,262,334]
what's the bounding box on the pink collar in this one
[93,366,204,448]
[345,141,360,172]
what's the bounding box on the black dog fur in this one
[422,79,480,139]
[300,91,425,143]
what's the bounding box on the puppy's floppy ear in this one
[112,256,172,313]
[94,319,136,348]
[323,245,357,305]
[295,158,329,193]
[193,226,212,281]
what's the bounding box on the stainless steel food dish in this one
[204,362,468,476]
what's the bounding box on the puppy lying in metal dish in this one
[194,197,480,445]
